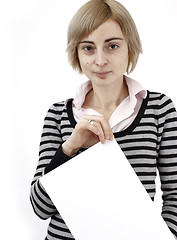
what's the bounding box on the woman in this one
[30,0,177,239]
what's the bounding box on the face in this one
[77,19,129,88]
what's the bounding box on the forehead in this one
[82,19,124,41]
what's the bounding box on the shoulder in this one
[47,98,73,113]
[148,91,175,107]
[147,91,177,118]
[45,99,72,122]
[48,101,67,112]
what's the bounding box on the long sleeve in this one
[157,95,177,237]
[30,103,72,220]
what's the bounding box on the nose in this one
[94,49,108,67]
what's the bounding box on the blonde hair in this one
[67,0,142,74]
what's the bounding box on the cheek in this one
[114,54,128,73]
[79,55,88,66]
[81,58,90,70]
[78,52,92,73]
[79,60,90,74]
[120,54,128,67]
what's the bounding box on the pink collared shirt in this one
[72,76,147,133]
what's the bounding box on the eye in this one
[81,45,96,55]
[83,46,93,51]
[79,43,96,55]
[108,44,119,51]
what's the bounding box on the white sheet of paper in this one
[40,139,174,240]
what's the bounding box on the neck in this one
[83,78,129,116]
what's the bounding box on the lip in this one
[94,71,111,79]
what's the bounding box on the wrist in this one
[62,141,79,157]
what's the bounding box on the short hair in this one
[67,0,142,74]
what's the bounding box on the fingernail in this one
[106,135,109,140]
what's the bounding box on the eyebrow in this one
[105,37,123,42]
[79,37,124,44]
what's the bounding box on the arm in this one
[157,95,177,238]
[30,103,72,220]
[30,102,114,220]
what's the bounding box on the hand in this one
[62,115,114,156]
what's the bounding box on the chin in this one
[92,77,113,87]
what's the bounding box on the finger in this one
[86,115,112,140]
[99,117,114,140]
[84,120,105,143]
[88,121,106,144]
[85,115,114,141]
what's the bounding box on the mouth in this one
[94,71,111,79]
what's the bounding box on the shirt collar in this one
[72,75,147,110]
[124,75,147,100]
[72,80,93,110]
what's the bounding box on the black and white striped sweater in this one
[30,91,177,239]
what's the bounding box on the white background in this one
[0,0,177,239]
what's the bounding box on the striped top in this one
[30,91,177,239]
